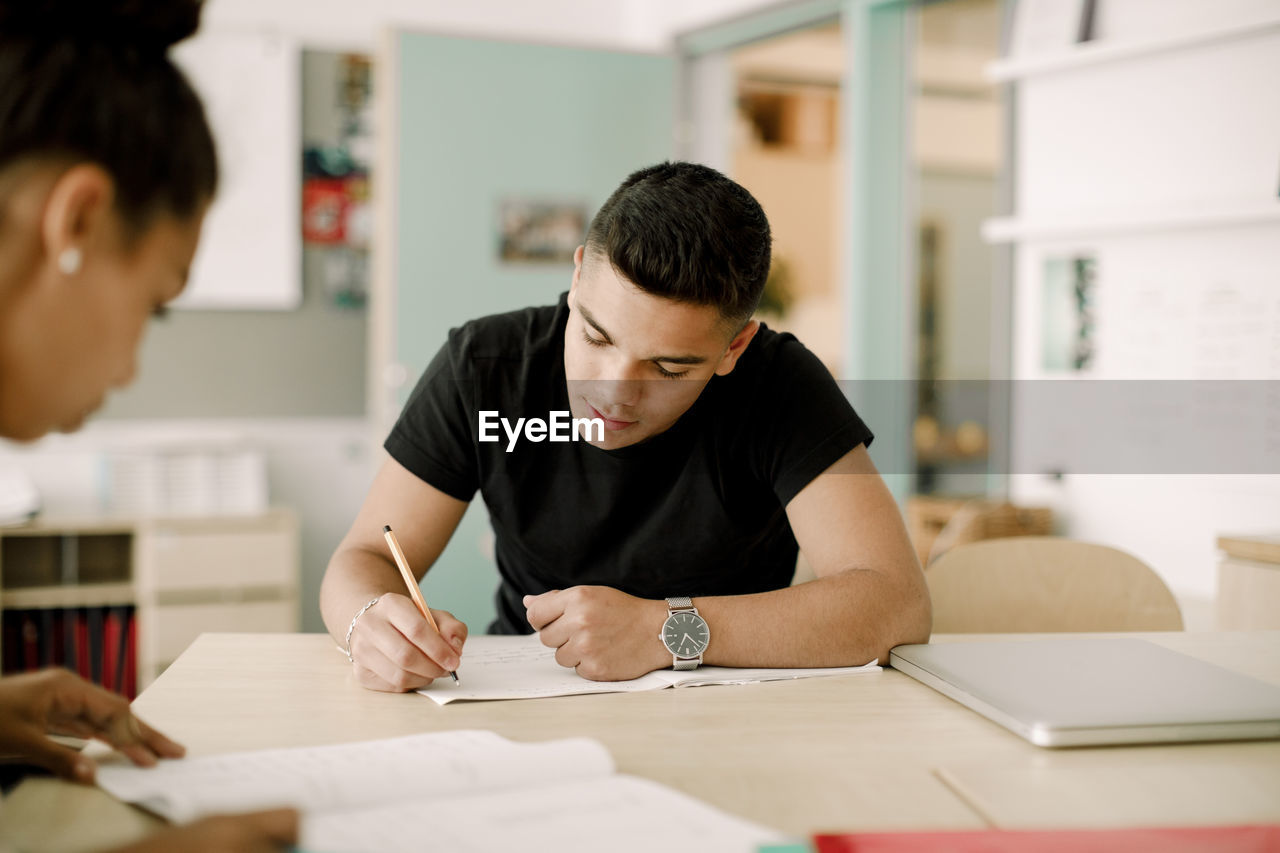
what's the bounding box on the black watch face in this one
[663,611,709,658]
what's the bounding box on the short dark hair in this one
[0,0,218,231]
[585,162,771,329]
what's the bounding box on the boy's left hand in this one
[524,586,669,681]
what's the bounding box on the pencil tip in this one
[450,671,459,684]
[383,524,392,533]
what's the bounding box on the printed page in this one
[418,635,672,705]
[302,773,787,853]
[96,729,613,824]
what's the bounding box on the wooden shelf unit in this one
[2,583,137,609]
[0,509,300,689]
[982,201,1280,244]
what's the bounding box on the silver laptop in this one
[890,638,1280,747]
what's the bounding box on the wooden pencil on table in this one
[382,524,459,684]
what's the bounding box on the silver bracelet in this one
[338,595,382,664]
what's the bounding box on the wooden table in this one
[5,631,1279,852]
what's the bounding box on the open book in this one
[96,730,785,853]
[419,634,881,704]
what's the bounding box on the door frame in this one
[675,0,919,500]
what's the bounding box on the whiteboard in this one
[171,33,300,310]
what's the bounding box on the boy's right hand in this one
[346,593,467,692]
[107,808,299,853]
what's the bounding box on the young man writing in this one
[320,162,930,690]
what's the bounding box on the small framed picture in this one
[497,199,586,265]
[1009,0,1094,57]
[1041,253,1097,374]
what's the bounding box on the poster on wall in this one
[497,200,586,264]
[1041,253,1097,373]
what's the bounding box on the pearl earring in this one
[58,247,83,275]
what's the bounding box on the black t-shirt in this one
[385,294,873,634]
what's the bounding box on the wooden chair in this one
[926,536,1184,633]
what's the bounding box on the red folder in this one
[87,606,103,685]
[62,606,77,673]
[102,608,122,694]
[74,609,91,680]
[40,608,56,667]
[2,614,19,673]
[121,610,137,699]
[815,826,1280,853]
[21,612,39,671]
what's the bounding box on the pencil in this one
[382,524,459,684]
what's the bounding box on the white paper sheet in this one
[301,774,787,853]
[96,729,612,824]
[418,634,881,705]
[97,727,786,853]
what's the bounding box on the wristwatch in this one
[660,596,710,670]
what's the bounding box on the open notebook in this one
[419,634,881,704]
[96,730,784,853]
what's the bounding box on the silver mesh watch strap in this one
[665,596,702,670]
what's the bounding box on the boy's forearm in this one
[692,567,931,668]
[319,548,409,644]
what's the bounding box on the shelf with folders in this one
[0,525,140,697]
[2,604,140,699]
[0,509,300,692]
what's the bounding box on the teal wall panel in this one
[846,0,915,500]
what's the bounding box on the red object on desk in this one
[814,826,1280,853]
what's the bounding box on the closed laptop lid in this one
[890,638,1280,747]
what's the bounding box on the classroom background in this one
[1,0,1278,691]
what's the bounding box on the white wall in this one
[200,0,779,51]
[1001,0,1280,613]
[624,0,800,47]
[0,420,374,633]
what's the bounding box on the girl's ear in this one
[40,164,115,277]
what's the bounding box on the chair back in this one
[926,536,1184,633]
